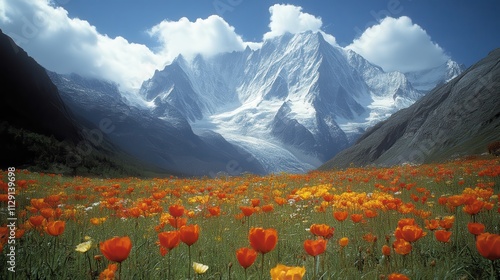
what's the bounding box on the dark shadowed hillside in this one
[0,30,170,177]
[320,48,500,170]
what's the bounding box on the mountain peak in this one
[135,29,465,174]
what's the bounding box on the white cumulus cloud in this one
[148,15,252,62]
[0,0,161,91]
[0,0,261,91]
[347,16,449,73]
[263,4,336,45]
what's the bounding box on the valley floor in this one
[1,155,500,279]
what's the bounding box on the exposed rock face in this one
[320,49,500,170]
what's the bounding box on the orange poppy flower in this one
[239,206,255,217]
[251,198,260,207]
[362,233,377,243]
[180,224,200,246]
[99,263,118,280]
[434,230,452,243]
[90,217,106,225]
[338,237,349,248]
[382,245,391,256]
[400,225,426,243]
[439,216,455,230]
[45,220,65,236]
[168,204,185,218]
[168,217,187,229]
[44,195,61,208]
[304,239,327,257]
[31,198,50,209]
[40,208,55,219]
[392,239,412,255]
[152,191,167,200]
[476,233,500,260]
[261,204,274,213]
[397,218,415,228]
[467,222,485,236]
[208,206,221,216]
[463,200,484,216]
[249,227,278,254]
[437,197,447,205]
[309,224,334,239]
[236,247,257,269]
[388,273,410,280]
[424,219,439,231]
[350,214,363,223]
[29,215,45,227]
[127,207,142,218]
[323,194,334,202]
[364,209,378,218]
[100,236,132,263]
[158,231,181,250]
[333,211,348,222]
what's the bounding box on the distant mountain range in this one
[140,31,462,173]
[320,48,500,170]
[1,28,473,176]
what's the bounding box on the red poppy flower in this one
[350,214,363,223]
[40,208,55,219]
[168,204,185,218]
[100,236,132,263]
[434,230,452,243]
[382,245,391,256]
[29,215,45,227]
[180,224,200,246]
[400,225,426,243]
[236,247,257,269]
[249,227,278,254]
[251,198,260,207]
[208,206,221,216]
[333,211,348,222]
[239,206,255,217]
[393,239,412,255]
[467,222,485,236]
[304,239,327,257]
[309,224,334,239]
[261,204,274,213]
[158,230,181,250]
[476,233,500,260]
[45,220,65,236]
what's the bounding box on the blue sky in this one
[57,0,500,64]
[1,0,499,90]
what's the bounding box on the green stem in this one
[314,255,318,280]
[260,253,265,280]
[188,245,192,279]
[491,260,496,280]
[168,251,172,280]
[118,262,122,280]
[86,253,92,279]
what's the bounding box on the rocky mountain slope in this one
[319,49,500,170]
[140,31,462,173]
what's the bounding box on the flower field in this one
[1,157,500,279]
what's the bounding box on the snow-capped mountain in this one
[140,31,462,174]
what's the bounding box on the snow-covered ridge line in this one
[139,31,463,173]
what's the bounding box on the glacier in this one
[137,31,463,174]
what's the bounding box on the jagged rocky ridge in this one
[140,31,462,173]
[319,48,500,170]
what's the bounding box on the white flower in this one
[192,262,209,274]
[75,240,93,253]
